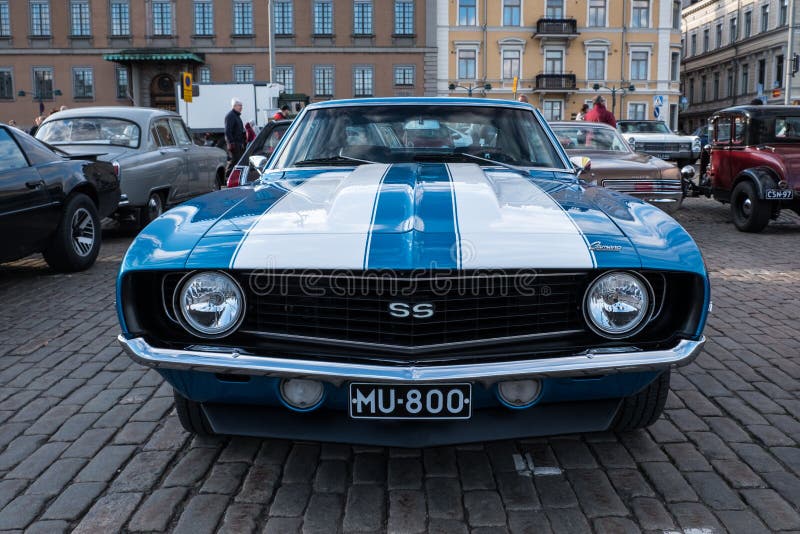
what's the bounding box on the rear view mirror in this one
[249,155,268,176]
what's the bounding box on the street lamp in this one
[592,83,635,116]
[449,82,492,97]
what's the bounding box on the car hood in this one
[621,132,694,143]
[567,150,673,173]
[50,144,137,161]
[120,163,705,275]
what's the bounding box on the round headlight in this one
[583,271,652,338]
[175,271,244,337]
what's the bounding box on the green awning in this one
[103,50,204,63]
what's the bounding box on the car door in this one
[0,127,56,261]
[710,115,733,191]
[169,118,209,197]
[152,118,189,203]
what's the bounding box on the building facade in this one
[680,0,799,133]
[437,0,684,127]
[0,0,437,128]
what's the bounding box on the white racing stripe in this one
[231,164,390,269]
[447,164,594,268]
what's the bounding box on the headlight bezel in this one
[172,270,246,339]
[582,270,655,339]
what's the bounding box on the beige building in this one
[0,0,437,129]
[680,0,799,133]
[437,0,684,128]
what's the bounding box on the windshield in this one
[274,104,566,169]
[618,121,671,134]
[551,124,631,153]
[36,117,141,148]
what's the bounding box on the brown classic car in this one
[550,121,684,212]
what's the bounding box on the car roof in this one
[42,106,179,123]
[617,120,661,123]
[306,97,533,110]
[550,121,617,130]
[712,105,800,118]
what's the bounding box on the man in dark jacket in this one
[584,95,617,127]
[225,98,246,177]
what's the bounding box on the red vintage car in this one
[692,105,800,232]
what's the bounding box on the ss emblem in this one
[388,302,435,319]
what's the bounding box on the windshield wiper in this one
[293,154,376,167]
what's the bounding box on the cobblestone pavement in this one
[1,198,800,533]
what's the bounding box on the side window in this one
[257,126,287,156]
[169,118,193,145]
[732,116,746,145]
[150,125,162,147]
[0,129,29,171]
[155,119,176,146]
[715,117,731,144]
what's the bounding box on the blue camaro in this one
[117,98,709,446]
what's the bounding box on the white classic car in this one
[617,120,701,167]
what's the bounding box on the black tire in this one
[612,370,670,431]
[174,390,215,436]
[731,181,770,233]
[138,191,165,229]
[42,193,101,272]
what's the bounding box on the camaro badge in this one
[589,241,623,252]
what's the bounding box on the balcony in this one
[534,73,577,92]
[533,18,579,40]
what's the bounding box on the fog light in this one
[280,379,324,410]
[497,380,541,408]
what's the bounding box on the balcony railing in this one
[534,18,578,36]
[534,73,577,91]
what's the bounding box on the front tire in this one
[43,193,101,272]
[612,370,670,431]
[174,390,214,436]
[731,181,770,233]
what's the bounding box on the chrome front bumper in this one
[118,335,705,386]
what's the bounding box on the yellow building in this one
[437,0,684,128]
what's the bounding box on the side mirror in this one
[680,165,696,180]
[569,155,591,175]
[703,143,712,152]
[249,155,268,176]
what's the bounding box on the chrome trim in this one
[118,194,130,207]
[118,334,705,385]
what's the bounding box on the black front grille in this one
[640,142,691,152]
[236,271,588,349]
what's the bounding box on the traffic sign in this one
[181,72,193,103]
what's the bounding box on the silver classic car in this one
[37,107,228,228]
[617,120,701,167]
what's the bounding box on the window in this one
[758,58,766,85]
[33,66,53,100]
[713,72,720,99]
[761,5,768,32]
[544,49,563,74]
[353,66,373,96]
[628,103,646,120]
[670,52,680,81]
[194,1,214,35]
[545,0,563,18]
[116,66,128,98]
[0,69,12,100]
[588,0,606,27]
[458,0,476,26]
[700,75,706,102]
[542,101,562,121]
[30,1,51,36]
[457,49,476,79]
[314,65,334,96]
[780,0,787,26]
[503,0,520,26]
[0,2,9,37]
[716,23,722,48]
[0,129,28,171]
[274,0,293,35]
[154,119,176,146]
[199,66,211,83]
[741,63,749,95]
[588,50,605,80]
[72,67,93,99]
[394,0,414,34]
[690,34,696,56]
[70,0,90,36]
[729,16,737,44]
[631,0,649,28]
[743,11,751,38]
[630,50,648,80]
[170,118,192,145]
[777,55,784,87]
[703,29,709,52]
[152,1,172,35]
[314,0,332,34]
[503,50,521,80]
[394,65,414,86]
[233,1,253,34]
[672,1,680,30]
[110,1,130,35]
[354,0,372,34]
[275,65,294,93]
[689,79,694,103]
[727,68,733,97]
[234,65,254,82]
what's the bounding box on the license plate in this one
[349,383,472,420]
[766,188,794,200]
[655,153,671,160]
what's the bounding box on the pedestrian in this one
[225,98,246,177]
[28,115,44,136]
[245,120,257,143]
[584,95,616,127]
[575,103,589,120]
[272,105,291,121]
[7,119,17,128]
[517,94,529,103]
[750,97,763,105]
